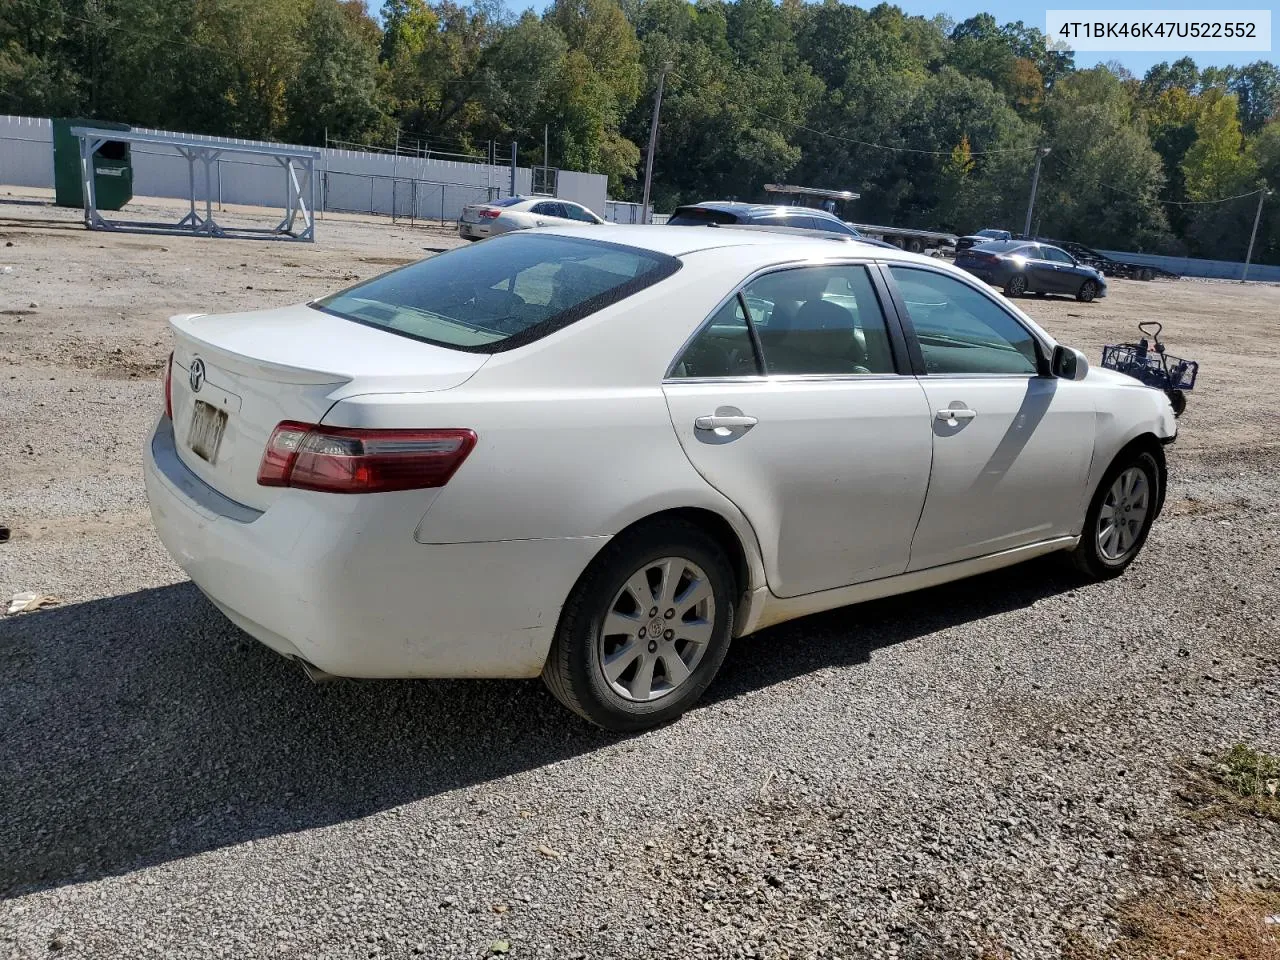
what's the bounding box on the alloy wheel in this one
[597,557,716,702]
[1097,467,1150,561]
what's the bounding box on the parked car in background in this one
[954,228,1013,252]
[669,201,863,236]
[1034,237,1178,282]
[956,239,1108,302]
[146,227,1174,731]
[459,196,604,241]
[668,202,898,248]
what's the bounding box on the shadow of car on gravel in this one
[0,557,1080,898]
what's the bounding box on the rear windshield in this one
[487,196,525,208]
[312,233,680,353]
[667,206,739,226]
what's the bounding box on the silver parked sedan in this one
[458,196,605,241]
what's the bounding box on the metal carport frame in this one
[71,127,320,242]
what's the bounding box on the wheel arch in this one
[1094,431,1169,520]
[565,504,765,642]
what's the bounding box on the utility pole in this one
[1023,146,1050,238]
[641,61,673,224]
[1242,186,1272,283]
[544,124,550,194]
[510,141,517,197]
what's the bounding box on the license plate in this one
[188,400,228,464]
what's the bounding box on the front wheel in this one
[542,520,736,731]
[1077,279,1098,302]
[1004,274,1028,297]
[1068,449,1161,580]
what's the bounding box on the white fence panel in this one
[0,115,53,187]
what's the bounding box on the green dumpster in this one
[52,118,134,211]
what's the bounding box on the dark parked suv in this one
[668,202,865,236]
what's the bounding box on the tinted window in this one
[670,297,761,378]
[1042,246,1074,264]
[889,267,1039,375]
[562,203,599,223]
[489,196,526,208]
[667,206,739,226]
[315,233,680,353]
[531,201,566,217]
[974,240,1031,254]
[808,217,855,235]
[742,266,896,375]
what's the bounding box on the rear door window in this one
[314,233,680,353]
[743,266,897,375]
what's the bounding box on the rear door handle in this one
[695,414,758,430]
[936,408,977,421]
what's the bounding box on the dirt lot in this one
[1,188,1278,959]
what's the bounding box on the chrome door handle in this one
[936,408,977,421]
[695,414,758,430]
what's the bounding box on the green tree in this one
[1229,61,1280,134]
[1183,91,1254,201]
[284,0,381,145]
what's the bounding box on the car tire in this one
[1004,274,1028,297]
[1139,268,1153,282]
[1067,448,1161,581]
[542,519,736,731]
[1077,279,1098,302]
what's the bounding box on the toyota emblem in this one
[189,357,205,393]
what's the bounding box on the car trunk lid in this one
[168,304,487,511]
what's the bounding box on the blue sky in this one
[488,0,1277,77]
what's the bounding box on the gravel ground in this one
[1,189,1278,959]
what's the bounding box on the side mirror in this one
[1052,345,1089,381]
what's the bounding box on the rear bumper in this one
[144,416,606,679]
[458,221,492,240]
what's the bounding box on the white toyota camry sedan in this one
[145,227,1177,730]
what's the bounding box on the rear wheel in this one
[1068,448,1160,580]
[1077,279,1098,302]
[1004,274,1028,297]
[542,520,735,731]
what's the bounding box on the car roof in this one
[678,201,848,222]
[532,223,936,263]
[974,240,1033,252]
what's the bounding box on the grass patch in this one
[1067,888,1280,960]
[1192,747,1280,824]
[1180,744,1280,823]
[1210,745,1280,817]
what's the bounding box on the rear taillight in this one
[479,209,501,219]
[257,422,477,494]
[164,352,174,420]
